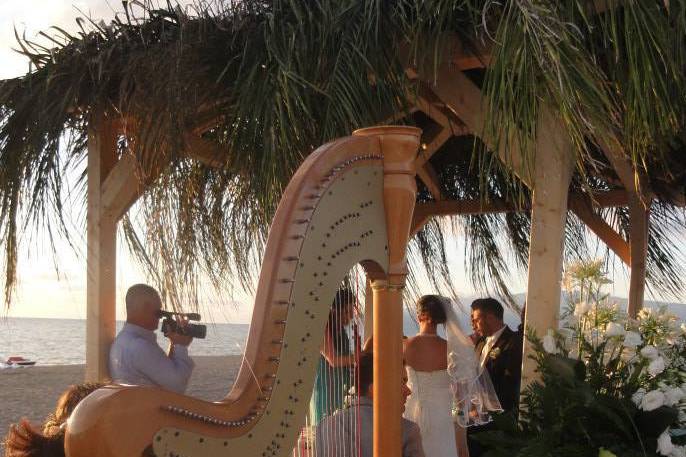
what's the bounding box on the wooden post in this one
[353,126,419,457]
[628,200,650,317]
[520,109,574,389]
[85,116,118,382]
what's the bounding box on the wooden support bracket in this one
[569,199,630,265]
[417,162,444,201]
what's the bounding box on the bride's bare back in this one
[403,334,448,372]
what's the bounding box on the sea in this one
[0,318,250,366]
[1,298,682,367]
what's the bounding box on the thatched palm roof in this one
[1,0,685,307]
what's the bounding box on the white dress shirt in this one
[109,323,195,393]
[479,324,507,368]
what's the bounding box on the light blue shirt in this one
[315,397,425,457]
[109,323,194,393]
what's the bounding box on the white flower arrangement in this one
[554,260,686,456]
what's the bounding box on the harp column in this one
[354,126,420,457]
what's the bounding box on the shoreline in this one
[0,355,242,445]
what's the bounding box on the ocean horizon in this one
[2,297,683,367]
[0,317,250,366]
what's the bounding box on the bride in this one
[403,295,501,457]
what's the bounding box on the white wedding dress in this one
[404,367,458,457]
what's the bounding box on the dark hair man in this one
[314,351,425,457]
[109,284,195,393]
[469,298,523,457]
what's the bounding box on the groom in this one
[468,298,523,456]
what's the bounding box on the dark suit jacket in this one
[475,326,523,412]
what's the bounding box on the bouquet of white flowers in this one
[541,260,686,457]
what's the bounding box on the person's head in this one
[43,382,105,434]
[328,287,356,329]
[357,351,412,413]
[416,295,447,327]
[125,284,163,331]
[470,298,505,337]
[4,382,104,457]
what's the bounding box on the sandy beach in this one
[0,355,242,447]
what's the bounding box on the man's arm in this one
[131,338,195,393]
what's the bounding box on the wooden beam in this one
[100,126,225,222]
[383,105,419,125]
[599,140,653,203]
[589,189,629,207]
[598,140,652,316]
[409,190,630,235]
[415,95,466,131]
[628,201,650,317]
[183,133,225,168]
[415,127,454,168]
[101,153,145,221]
[569,200,631,265]
[86,116,118,382]
[427,64,533,186]
[417,162,444,200]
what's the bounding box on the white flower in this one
[574,301,591,317]
[649,357,667,377]
[623,331,643,348]
[664,387,684,406]
[543,330,558,354]
[632,388,647,406]
[641,345,660,360]
[605,322,626,337]
[641,390,665,411]
[658,431,674,456]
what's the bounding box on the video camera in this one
[158,310,207,339]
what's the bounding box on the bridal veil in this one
[438,297,502,427]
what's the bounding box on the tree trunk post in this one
[520,109,574,389]
[85,115,118,382]
[628,200,650,317]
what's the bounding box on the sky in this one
[0,0,681,323]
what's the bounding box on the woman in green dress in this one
[311,288,357,424]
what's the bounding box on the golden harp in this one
[65,126,420,457]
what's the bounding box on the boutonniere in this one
[489,347,501,360]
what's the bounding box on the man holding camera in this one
[109,284,195,393]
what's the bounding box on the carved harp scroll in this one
[65,126,421,457]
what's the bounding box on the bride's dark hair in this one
[416,295,447,325]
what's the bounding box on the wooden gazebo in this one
[2,2,686,457]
